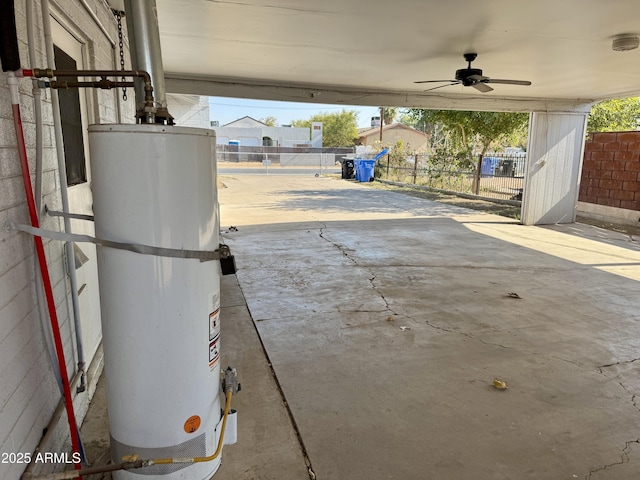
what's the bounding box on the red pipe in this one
[10,83,82,477]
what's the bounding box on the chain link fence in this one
[217,145,354,167]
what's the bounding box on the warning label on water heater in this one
[209,309,220,341]
[208,291,221,371]
[209,334,220,369]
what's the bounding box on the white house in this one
[212,116,322,148]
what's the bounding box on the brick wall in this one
[579,131,640,211]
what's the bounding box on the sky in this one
[208,97,383,129]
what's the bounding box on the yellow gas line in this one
[146,390,233,466]
[26,391,234,479]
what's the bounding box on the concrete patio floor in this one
[79,172,640,479]
[214,173,640,480]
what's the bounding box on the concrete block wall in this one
[166,93,210,129]
[0,1,133,478]
[579,131,640,211]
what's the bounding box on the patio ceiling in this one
[152,0,640,112]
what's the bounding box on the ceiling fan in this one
[415,53,532,93]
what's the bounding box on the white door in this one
[51,19,103,367]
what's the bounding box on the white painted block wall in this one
[0,1,134,478]
[166,93,210,129]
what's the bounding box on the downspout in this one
[41,0,87,393]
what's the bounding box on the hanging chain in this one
[114,11,127,101]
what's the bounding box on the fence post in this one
[473,153,482,195]
[386,154,390,179]
[412,153,418,184]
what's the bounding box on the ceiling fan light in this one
[612,35,640,52]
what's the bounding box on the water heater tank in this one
[89,124,222,479]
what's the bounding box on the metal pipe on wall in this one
[78,0,116,47]
[123,0,173,124]
[41,0,87,393]
[32,68,156,123]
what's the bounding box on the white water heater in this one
[89,124,222,479]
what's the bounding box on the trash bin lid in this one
[373,148,389,160]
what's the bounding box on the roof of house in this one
[221,116,268,128]
[358,123,430,139]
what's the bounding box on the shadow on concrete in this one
[267,187,477,218]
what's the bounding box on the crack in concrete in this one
[593,358,640,467]
[417,317,595,373]
[585,439,640,479]
[616,382,640,412]
[318,225,358,265]
[368,275,398,316]
[596,357,640,373]
[596,359,640,413]
[419,317,513,350]
[524,351,585,370]
[318,225,397,318]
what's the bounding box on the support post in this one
[521,111,589,225]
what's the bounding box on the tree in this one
[587,97,640,132]
[291,109,359,147]
[382,107,397,125]
[405,109,529,162]
[398,110,427,131]
[259,116,278,127]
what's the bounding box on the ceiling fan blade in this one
[486,78,532,86]
[414,79,456,84]
[424,82,460,92]
[472,82,493,93]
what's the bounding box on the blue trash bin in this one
[359,159,376,182]
[354,159,364,181]
[481,157,499,177]
[354,158,378,182]
[353,150,386,182]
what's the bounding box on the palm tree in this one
[382,107,397,125]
